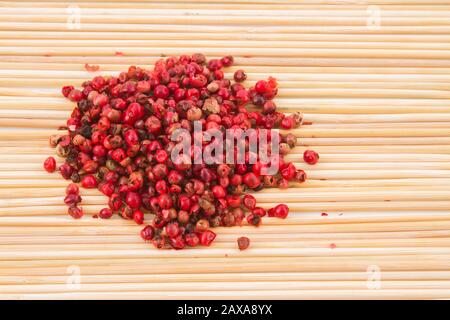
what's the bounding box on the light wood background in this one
[0,0,450,299]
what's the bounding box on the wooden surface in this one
[1,0,450,299]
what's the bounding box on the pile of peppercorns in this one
[43,54,319,250]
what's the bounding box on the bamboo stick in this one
[2,271,450,286]
[2,126,450,140]
[5,70,450,82]
[6,150,450,162]
[4,280,450,295]
[2,289,450,300]
[0,256,448,275]
[4,160,450,171]
[7,39,450,50]
[1,220,450,236]
[2,228,450,244]
[2,202,450,216]
[2,247,450,261]
[2,1,450,10]
[6,46,450,59]
[1,289,450,300]
[6,22,450,35]
[4,55,450,68]
[5,31,450,43]
[3,237,450,252]
[1,185,449,199]
[4,7,450,18]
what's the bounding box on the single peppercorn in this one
[66,183,79,195]
[99,208,113,219]
[43,156,56,173]
[233,69,247,82]
[141,225,155,241]
[243,194,256,210]
[237,237,250,250]
[303,149,320,165]
[68,206,83,219]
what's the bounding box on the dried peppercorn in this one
[45,53,319,250]
[237,237,250,250]
[43,156,56,173]
[303,149,320,165]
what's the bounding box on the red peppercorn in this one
[216,164,231,177]
[212,185,226,199]
[252,207,266,217]
[165,222,180,238]
[81,174,97,188]
[61,86,74,98]
[68,206,83,219]
[242,172,261,189]
[281,162,296,180]
[68,89,83,102]
[195,219,209,233]
[262,101,277,114]
[178,195,191,211]
[230,174,242,186]
[141,225,155,241]
[155,180,168,194]
[125,191,141,209]
[155,149,168,163]
[108,193,122,211]
[243,194,256,210]
[120,205,133,220]
[154,85,169,99]
[226,195,241,208]
[169,235,186,250]
[295,170,307,183]
[268,204,289,219]
[64,194,82,206]
[99,208,113,219]
[304,150,320,165]
[43,156,56,173]
[220,55,234,67]
[48,53,310,250]
[255,80,269,94]
[237,237,250,250]
[280,116,294,129]
[246,214,261,227]
[158,193,173,209]
[199,230,216,246]
[65,183,79,195]
[233,69,247,82]
[133,210,144,225]
[185,233,200,246]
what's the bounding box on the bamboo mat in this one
[0,0,450,300]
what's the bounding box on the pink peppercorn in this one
[268,204,289,219]
[243,194,256,210]
[133,210,144,225]
[125,191,141,209]
[81,174,97,188]
[199,230,216,246]
[237,237,250,250]
[68,206,83,219]
[234,70,247,82]
[65,183,79,195]
[46,53,307,250]
[43,156,56,173]
[99,208,113,219]
[141,225,155,241]
[303,150,320,165]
